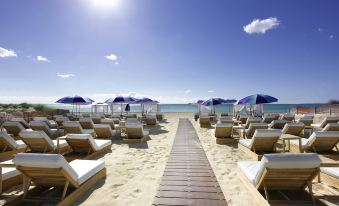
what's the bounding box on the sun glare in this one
[91,0,120,10]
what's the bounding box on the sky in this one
[0,0,338,104]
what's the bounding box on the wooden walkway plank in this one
[153,118,228,206]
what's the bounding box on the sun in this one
[91,0,120,10]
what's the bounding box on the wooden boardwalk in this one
[153,118,227,206]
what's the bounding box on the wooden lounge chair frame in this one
[320,170,339,189]
[63,122,96,137]
[238,167,319,206]
[0,132,26,161]
[123,126,148,144]
[64,137,111,160]
[16,165,106,205]
[212,124,234,144]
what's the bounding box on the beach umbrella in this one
[197,100,204,104]
[136,97,159,114]
[237,94,278,116]
[56,95,94,115]
[223,99,237,113]
[105,96,138,115]
[237,94,278,105]
[201,98,226,114]
[105,96,138,104]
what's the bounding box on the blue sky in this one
[0,0,338,104]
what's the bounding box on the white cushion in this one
[20,130,55,149]
[93,124,111,129]
[238,153,321,186]
[66,134,111,151]
[13,153,78,184]
[69,159,105,185]
[83,129,94,135]
[290,138,309,148]
[2,167,21,181]
[0,131,25,149]
[52,139,69,149]
[321,165,339,179]
[94,140,112,150]
[2,121,25,131]
[253,129,281,138]
[239,139,251,148]
[281,122,304,134]
[16,140,27,149]
[216,123,233,128]
[63,121,82,128]
[237,161,263,185]
[33,117,48,121]
[100,119,114,123]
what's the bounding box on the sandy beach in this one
[68,113,336,206]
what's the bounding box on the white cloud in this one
[36,55,49,62]
[115,62,119,65]
[243,17,280,34]
[329,35,334,40]
[0,96,58,104]
[0,47,17,58]
[207,90,215,93]
[105,53,118,61]
[57,73,75,78]
[318,28,323,32]
[184,89,191,94]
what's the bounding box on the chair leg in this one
[22,175,31,199]
[263,183,269,201]
[61,181,69,200]
[307,181,316,205]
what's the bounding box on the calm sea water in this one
[47,103,326,113]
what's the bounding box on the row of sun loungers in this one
[0,112,162,205]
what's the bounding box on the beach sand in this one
[73,113,339,206]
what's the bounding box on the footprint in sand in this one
[111,184,123,188]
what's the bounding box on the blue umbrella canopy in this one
[196,100,204,104]
[136,97,157,104]
[105,96,138,104]
[238,94,278,105]
[56,95,94,105]
[224,99,237,104]
[201,98,226,106]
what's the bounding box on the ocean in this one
[47,103,326,114]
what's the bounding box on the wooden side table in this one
[281,134,302,152]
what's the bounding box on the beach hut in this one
[105,96,138,115]
[91,103,110,115]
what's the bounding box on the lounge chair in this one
[218,116,234,124]
[280,113,295,122]
[322,123,339,131]
[311,116,339,131]
[289,131,339,159]
[297,116,314,126]
[91,114,104,124]
[238,115,249,124]
[19,130,69,154]
[79,117,95,129]
[262,114,279,124]
[93,124,118,139]
[65,134,112,159]
[243,117,262,129]
[199,116,212,128]
[213,123,233,144]
[239,129,281,160]
[156,113,164,121]
[12,153,106,205]
[100,118,116,129]
[1,121,25,137]
[33,116,58,129]
[268,120,287,129]
[144,114,157,126]
[29,120,61,139]
[63,121,96,137]
[244,123,268,138]
[54,116,70,127]
[320,164,339,189]
[0,160,22,193]
[10,117,30,129]
[281,122,305,137]
[124,124,149,143]
[0,131,27,161]
[238,153,321,206]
